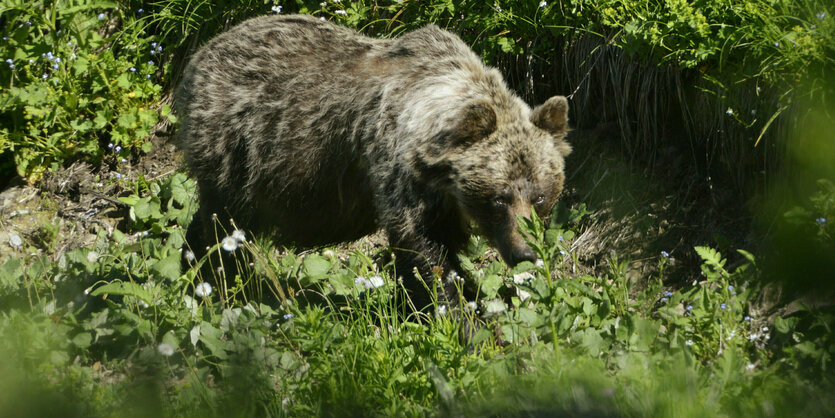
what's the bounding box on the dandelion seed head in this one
[368,275,384,289]
[184,250,195,262]
[87,250,99,263]
[221,236,238,252]
[195,282,213,298]
[157,342,174,356]
[231,229,246,242]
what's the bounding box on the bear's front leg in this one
[382,199,474,311]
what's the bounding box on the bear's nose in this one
[510,246,537,266]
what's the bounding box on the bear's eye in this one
[533,194,546,206]
[493,196,509,207]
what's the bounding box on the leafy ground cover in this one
[1,1,834,416]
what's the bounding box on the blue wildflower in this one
[42,73,48,79]
[115,173,121,179]
[661,250,670,258]
[816,217,826,227]
[559,250,567,256]
[663,290,673,297]
[817,12,826,19]
[686,305,693,311]
[2,36,8,41]
[107,143,114,149]
[774,41,780,47]
[151,42,157,48]
[744,315,751,321]
[98,13,106,20]
[147,60,154,66]
[283,313,294,320]
[728,285,734,291]
[558,235,564,242]
[46,52,54,60]
[146,74,151,79]
[24,21,32,27]
[661,297,668,303]
[115,145,122,152]
[720,303,727,310]
[138,8,144,14]
[55,57,61,63]
[129,67,136,72]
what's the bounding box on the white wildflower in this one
[184,250,196,262]
[221,236,238,252]
[437,305,447,316]
[271,5,283,13]
[726,108,734,116]
[746,363,756,371]
[465,301,477,312]
[86,250,99,263]
[685,339,694,346]
[535,258,545,268]
[335,9,347,15]
[157,343,175,356]
[195,282,213,298]
[539,1,547,7]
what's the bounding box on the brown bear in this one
[173,14,571,308]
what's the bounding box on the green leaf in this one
[90,282,151,304]
[152,253,181,281]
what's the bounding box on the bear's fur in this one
[174,15,571,308]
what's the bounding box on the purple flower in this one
[661,250,670,258]
[114,145,122,152]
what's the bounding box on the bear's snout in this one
[508,245,537,266]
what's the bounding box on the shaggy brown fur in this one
[174,14,572,308]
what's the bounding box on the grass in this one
[0,169,833,416]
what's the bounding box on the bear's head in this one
[417,95,571,267]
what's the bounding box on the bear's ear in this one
[531,95,569,137]
[455,101,497,145]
